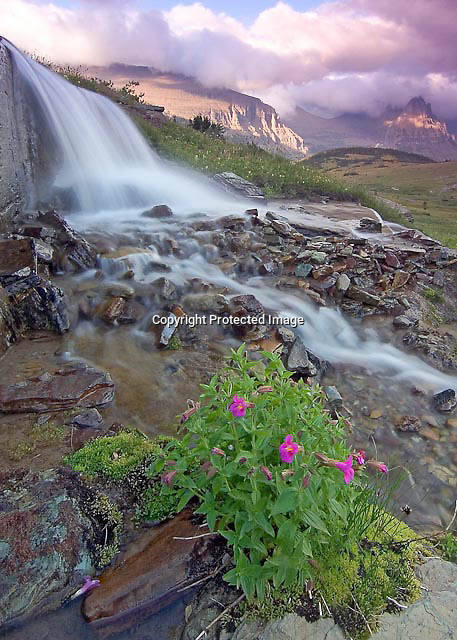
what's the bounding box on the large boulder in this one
[0,469,96,628]
[213,172,265,201]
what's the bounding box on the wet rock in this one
[142,204,173,218]
[0,363,114,413]
[83,510,212,636]
[393,315,415,329]
[270,219,294,237]
[358,217,382,233]
[346,285,381,306]
[37,210,96,272]
[385,251,400,268]
[68,408,103,429]
[419,426,440,441]
[231,294,264,316]
[259,261,277,276]
[285,338,326,379]
[433,389,456,412]
[445,417,457,429]
[6,275,69,333]
[34,239,54,264]
[313,265,334,279]
[395,415,421,432]
[277,327,296,345]
[153,277,178,301]
[158,313,179,347]
[183,293,230,314]
[213,172,265,200]
[0,238,37,284]
[231,615,344,640]
[0,469,95,628]
[392,270,410,289]
[105,284,135,299]
[295,263,313,278]
[0,287,18,354]
[97,297,126,325]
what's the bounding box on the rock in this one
[158,313,179,347]
[313,265,334,279]
[0,469,95,628]
[68,408,103,429]
[6,275,69,333]
[97,297,126,325]
[324,386,343,408]
[271,219,294,236]
[37,210,96,272]
[346,285,381,306]
[310,251,327,265]
[295,263,313,278]
[277,327,296,345]
[259,262,277,275]
[213,172,265,200]
[105,284,135,299]
[392,270,410,289]
[153,277,178,301]
[83,510,214,636]
[285,338,326,379]
[231,615,344,640]
[0,363,114,413]
[336,273,350,293]
[433,389,457,412]
[183,293,230,314]
[433,271,445,287]
[395,415,421,432]
[231,294,264,316]
[393,315,415,329]
[0,238,37,284]
[373,559,457,640]
[141,204,173,218]
[385,251,400,268]
[445,417,457,429]
[370,409,383,419]
[419,427,440,441]
[358,217,382,233]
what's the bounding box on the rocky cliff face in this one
[0,42,55,216]
[383,97,457,161]
[0,42,35,215]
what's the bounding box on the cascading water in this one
[3,39,236,215]
[3,40,456,392]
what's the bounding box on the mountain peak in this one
[405,96,433,117]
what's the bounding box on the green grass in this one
[307,147,434,170]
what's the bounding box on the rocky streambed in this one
[1,196,457,639]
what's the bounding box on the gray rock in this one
[153,277,177,301]
[324,386,343,408]
[0,469,95,627]
[6,275,69,333]
[359,217,382,233]
[213,172,265,201]
[336,273,350,293]
[231,615,344,640]
[433,271,445,287]
[295,263,313,278]
[37,210,97,272]
[142,204,173,218]
[183,293,230,314]
[68,408,103,429]
[0,238,37,283]
[346,285,381,306]
[433,389,456,412]
[393,315,415,329]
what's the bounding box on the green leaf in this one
[302,509,329,535]
[270,488,299,515]
[254,512,275,537]
[276,520,297,549]
[176,489,193,513]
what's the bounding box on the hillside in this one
[310,147,457,246]
[89,64,308,160]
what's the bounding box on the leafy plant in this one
[436,531,457,563]
[150,347,391,602]
[189,114,224,138]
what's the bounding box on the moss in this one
[134,480,181,524]
[422,287,445,304]
[436,532,457,563]
[167,334,182,350]
[90,492,123,568]
[65,429,170,481]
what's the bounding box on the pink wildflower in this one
[259,466,273,481]
[366,460,389,474]
[335,454,354,484]
[279,434,300,464]
[161,470,177,486]
[211,447,226,456]
[229,394,248,418]
[355,449,366,465]
[71,576,100,600]
[302,473,311,489]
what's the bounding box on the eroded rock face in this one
[0,469,95,628]
[6,275,69,334]
[213,172,265,201]
[83,510,211,637]
[0,363,114,413]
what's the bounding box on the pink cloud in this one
[1,0,456,118]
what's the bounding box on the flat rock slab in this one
[0,469,95,628]
[231,616,344,640]
[83,509,205,637]
[0,363,114,413]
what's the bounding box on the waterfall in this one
[2,39,235,215]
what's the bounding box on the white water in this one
[5,41,456,391]
[4,40,237,215]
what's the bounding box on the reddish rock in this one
[83,510,211,637]
[0,363,114,413]
[385,251,400,268]
[392,270,410,289]
[0,238,37,283]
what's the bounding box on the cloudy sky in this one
[1,0,457,118]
